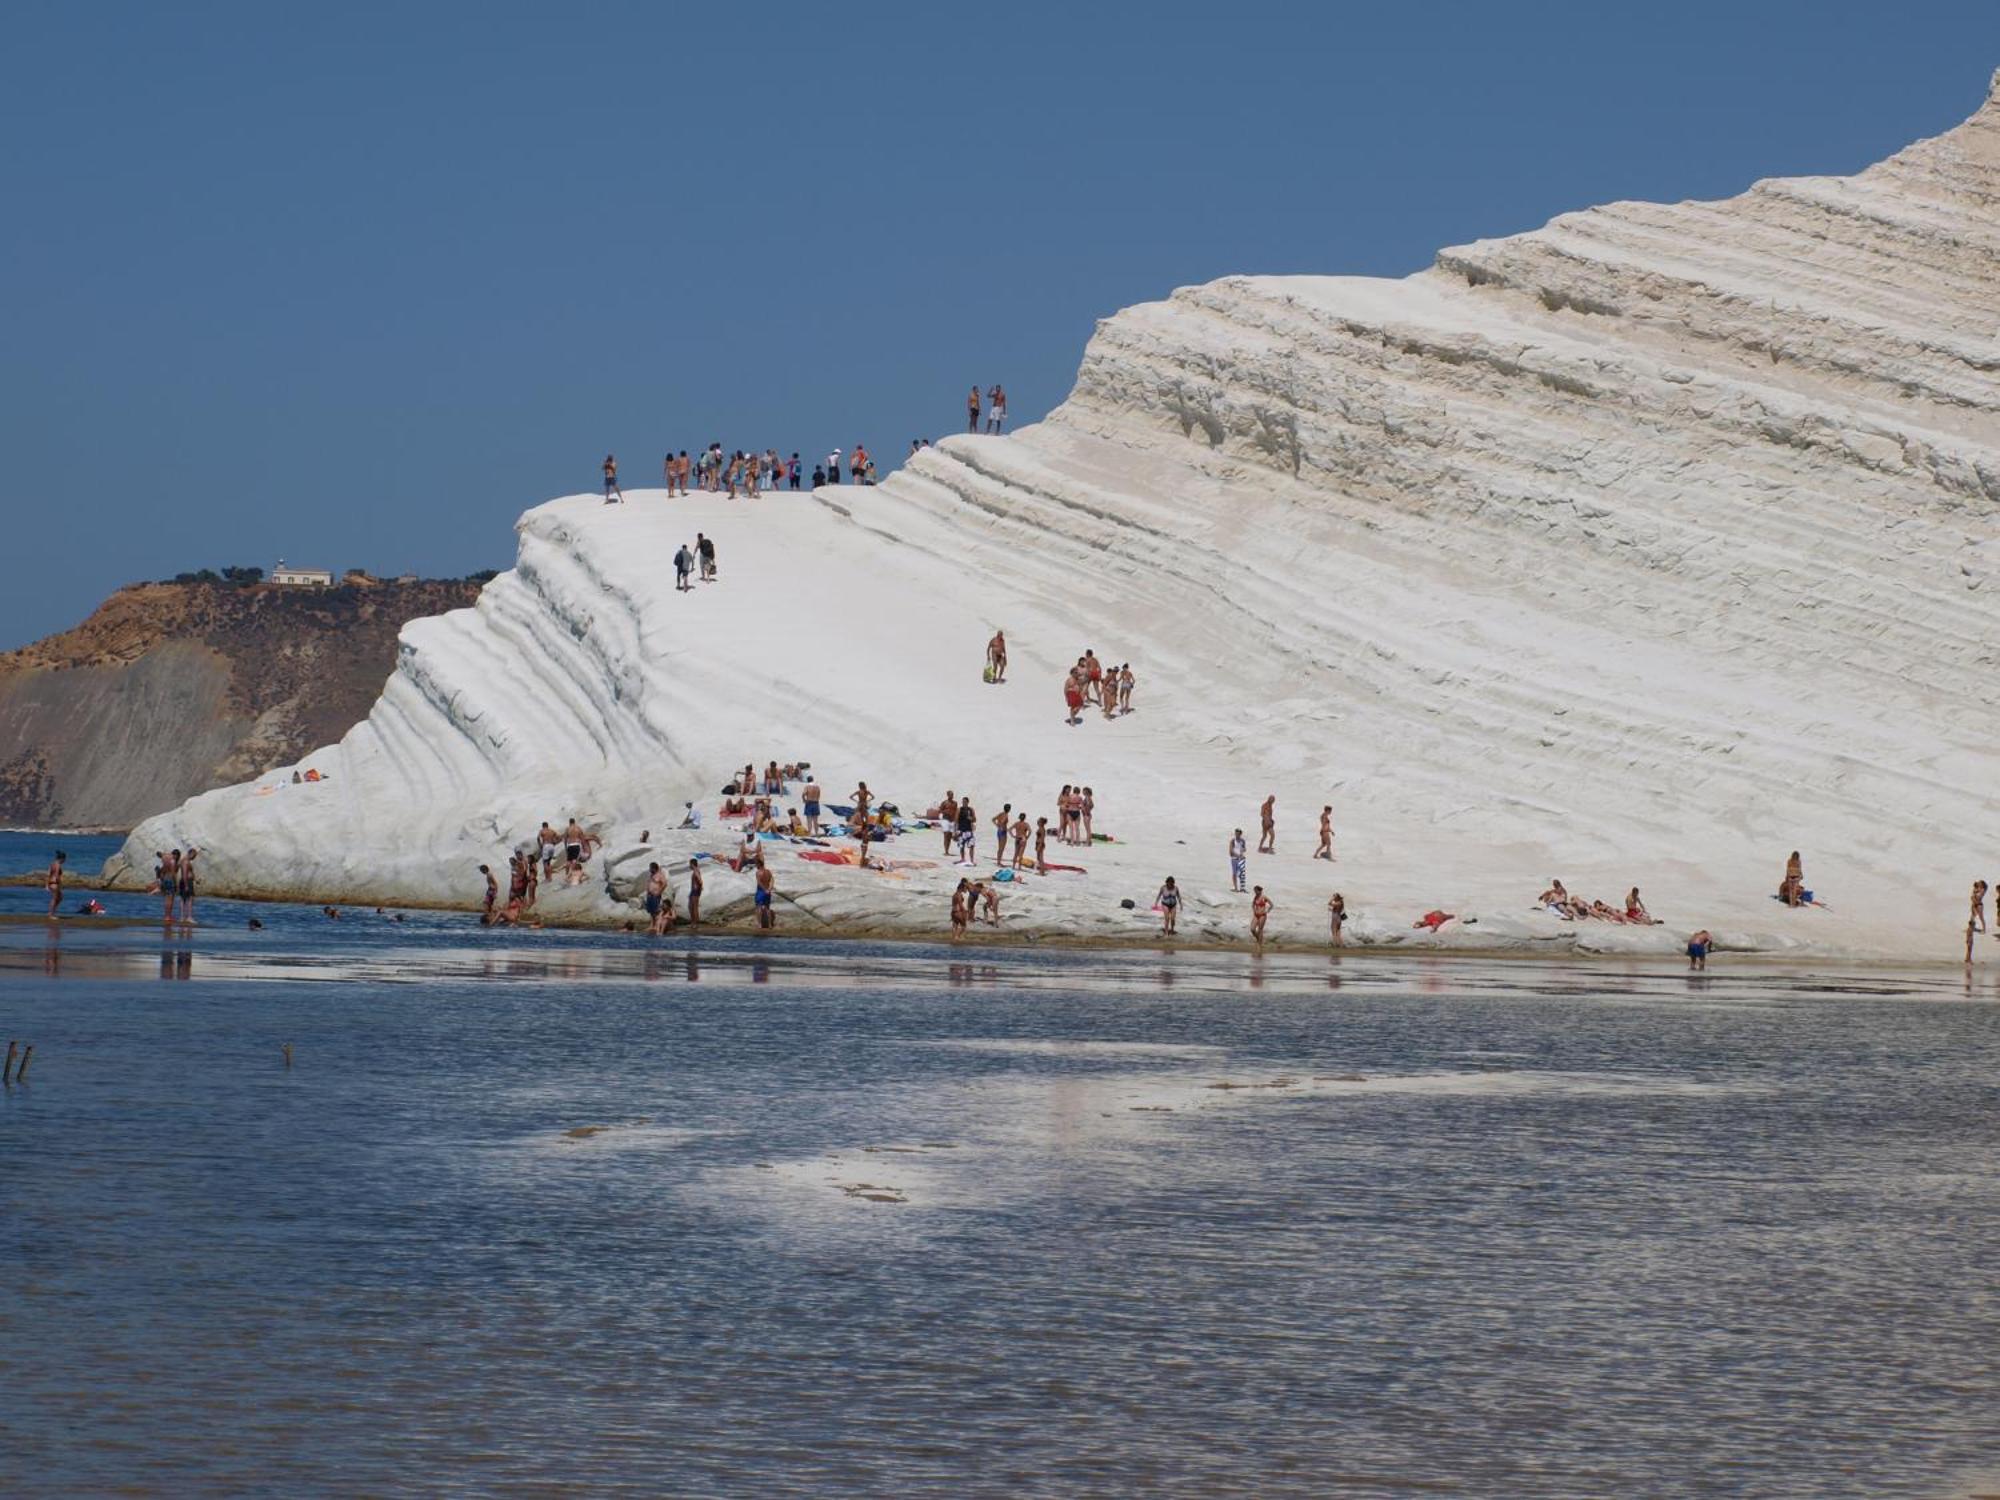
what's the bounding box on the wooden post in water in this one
[15,1045,32,1082]
[2,1040,15,1085]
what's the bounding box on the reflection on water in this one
[1,898,1999,1496]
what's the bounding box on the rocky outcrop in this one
[0,578,482,829]
[108,76,2000,956]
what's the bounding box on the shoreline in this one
[10,882,1984,971]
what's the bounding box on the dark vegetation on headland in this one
[0,570,488,830]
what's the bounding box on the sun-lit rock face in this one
[111,77,2000,956]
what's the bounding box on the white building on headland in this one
[271,559,334,588]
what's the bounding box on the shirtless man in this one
[1328,892,1347,946]
[802,776,823,835]
[939,790,959,855]
[564,817,588,884]
[1687,929,1712,971]
[992,803,1013,863]
[603,453,622,503]
[686,859,703,926]
[645,862,671,935]
[754,856,776,929]
[1228,830,1247,893]
[45,849,65,918]
[1034,817,1049,874]
[158,850,180,922]
[177,848,198,925]
[1062,667,1084,726]
[1251,886,1272,947]
[986,630,1007,683]
[1314,806,1334,861]
[480,863,498,923]
[1971,879,1988,934]
[1259,795,1276,855]
[1011,812,1031,869]
[1084,650,1103,705]
[538,822,561,881]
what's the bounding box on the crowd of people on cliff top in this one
[592,382,1008,505]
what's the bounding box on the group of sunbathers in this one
[1536,879,1661,924]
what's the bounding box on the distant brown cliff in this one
[0,576,483,829]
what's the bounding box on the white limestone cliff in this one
[109,75,2000,957]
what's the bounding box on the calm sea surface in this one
[2,831,1998,1496]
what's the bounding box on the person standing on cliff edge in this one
[968,385,982,433]
[603,454,623,503]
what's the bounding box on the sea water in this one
[2,830,1998,1496]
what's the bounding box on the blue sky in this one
[2,1,1993,647]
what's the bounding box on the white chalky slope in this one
[110,77,2000,957]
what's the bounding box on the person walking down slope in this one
[602,453,623,503]
[1259,795,1276,854]
[985,630,1007,684]
[674,543,695,592]
[968,385,982,433]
